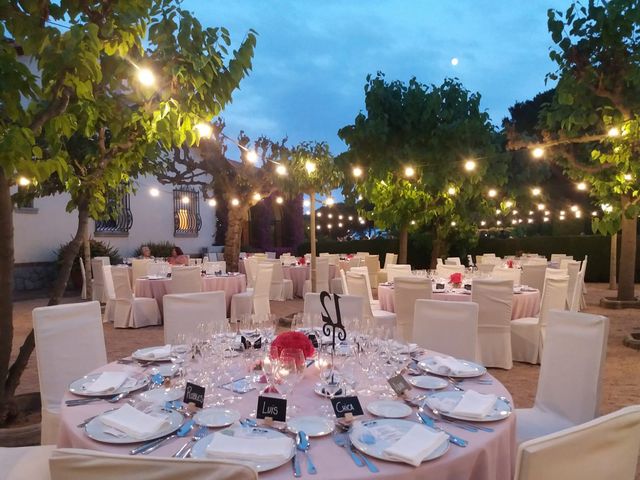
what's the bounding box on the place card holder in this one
[183,382,205,411]
[388,374,412,397]
[256,395,287,424]
[331,396,364,422]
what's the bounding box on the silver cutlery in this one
[347,434,378,473]
[417,412,467,447]
[291,451,302,477]
[130,419,194,455]
[173,425,208,458]
[426,406,495,433]
[332,432,364,467]
[76,407,119,428]
[66,392,126,406]
[296,431,317,475]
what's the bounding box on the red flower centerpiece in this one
[270,331,315,359]
[506,259,514,268]
[449,272,463,288]
[298,257,306,265]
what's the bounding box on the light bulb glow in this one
[447,186,456,195]
[328,214,333,219]
[532,147,544,158]
[137,67,156,87]
[317,212,322,217]
[325,197,335,206]
[537,203,545,211]
[496,209,502,215]
[149,188,160,197]
[404,166,415,177]
[246,150,258,163]
[591,211,598,216]
[464,159,476,171]
[543,217,549,222]
[608,127,620,137]
[531,187,541,196]
[480,220,486,226]
[528,218,534,224]
[488,189,497,198]
[275,165,287,176]
[303,199,310,207]
[253,192,262,201]
[327,224,332,229]
[451,57,459,66]
[17,177,30,186]
[505,200,513,208]
[411,220,416,225]
[450,221,457,227]
[276,196,284,204]
[305,161,316,174]
[577,182,587,191]
[497,220,502,226]
[181,196,190,204]
[348,216,353,221]
[512,210,519,215]
[208,198,217,207]
[195,122,213,139]
[338,222,343,227]
[352,166,363,177]
[231,198,240,207]
[575,211,582,218]
[624,173,633,181]
[570,205,578,212]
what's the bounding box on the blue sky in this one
[183,1,573,155]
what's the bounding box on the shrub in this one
[134,241,175,258]
[55,238,121,278]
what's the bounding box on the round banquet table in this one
[57,355,516,480]
[282,265,337,298]
[377,285,540,320]
[134,274,246,314]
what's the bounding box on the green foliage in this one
[134,241,175,258]
[282,141,343,196]
[55,238,121,275]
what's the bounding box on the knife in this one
[292,452,301,477]
[130,419,194,455]
[417,412,467,447]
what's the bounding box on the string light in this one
[275,164,287,176]
[531,187,541,196]
[317,212,322,217]
[624,173,633,181]
[316,225,321,230]
[570,205,578,212]
[544,210,550,216]
[608,127,620,137]
[136,67,156,87]
[480,220,486,226]
[246,150,258,163]
[447,186,456,195]
[305,161,316,174]
[352,166,363,177]
[512,210,519,215]
[338,222,343,227]
[357,195,363,201]
[560,210,566,215]
[359,219,365,225]
[17,177,30,186]
[303,199,310,207]
[512,219,517,225]
[195,122,213,139]
[338,215,343,220]
[505,200,513,208]
[537,203,545,211]
[528,210,534,215]
[464,160,476,171]
[327,224,332,229]
[404,166,415,178]
[411,220,416,225]
[253,192,262,201]
[451,57,459,66]
[543,217,549,222]
[231,198,240,207]
[497,220,502,225]
[575,211,582,218]
[591,211,598,216]
[208,199,217,207]
[325,197,335,206]
[577,182,587,191]
[149,188,160,197]
[328,213,333,219]
[450,221,457,226]
[488,189,497,198]
[496,209,501,215]
[275,196,284,204]
[532,147,544,158]
[527,218,534,224]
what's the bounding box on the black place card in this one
[331,396,364,418]
[387,374,412,395]
[183,382,205,408]
[256,395,287,422]
[464,283,472,291]
[435,283,445,290]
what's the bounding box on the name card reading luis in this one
[387,374,412,396]
[256,395,287,422]
[331,396,364,418]
[183,382,205,408]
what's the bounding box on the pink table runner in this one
[58,356,515,480]
[378,285,540,320]
[134,274,246,313]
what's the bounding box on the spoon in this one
[296,431,317,475]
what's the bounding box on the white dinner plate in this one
[149,364,179,377]
[137,387,184,405]
[132,346,174,362]
[350,419,449,463]
[408,375,449,390]
[366,400,413,418]
[84,408,183,444]
[286,416,334,437]
[190,425,295,472]
[425,391,512,422]
[418,356,487,378]
[194,407,241,428]
[68,373,149,397]
[313,383,350,398]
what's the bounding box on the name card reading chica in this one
[256,395,287,422]
[183,382,205,408]
[331,396,364,418]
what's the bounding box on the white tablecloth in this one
[378,285,540,320]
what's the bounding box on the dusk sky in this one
[184,1,574,155]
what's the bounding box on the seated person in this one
[168,246,189,266]
[140,245,153,259]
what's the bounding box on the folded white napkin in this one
[452,390,497,419]
[431,356,477,375]
[206,432,294,463]
[383,425,448,467]
[100,404,168,439]
[85,372,129,394]
[136,344,171,360]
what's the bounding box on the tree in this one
[338,75,507,266]
[0,0,255,425]
[506,0,640,303]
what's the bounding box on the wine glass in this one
[274,356,301,417]
[279,348,305,414]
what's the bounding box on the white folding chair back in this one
[571,268,586,312]
[564,261,580,309]
[492,267,522,285]
[204,261,226,275]
[266,251,276,259]
[350,266,375,304]
[340,269,349,294]
[109,267,161,329]
[514,405,640,480]
[394,276,431,341]
[436,264,465,278]
[131,259,151,281]
[386,264,412,283]
[521,264,546,292]
[90,259,106,303]
[303,293,364,323]
[516,310,609,445]
[477,263,495,275]
[33,301,106,444]
[169,266,202,294]
[49,448,258,480]
[383,253,398,268]
[445,257,461,265]
[253,263,273,315]
[413,299,478,361]
[304,257,330,295]
[364,254,381,289]
[471,278,513,369]
[94,256,111,265]
[164,291,227,343]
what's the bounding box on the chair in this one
[394,276,431,341]
[147,261,169,277]
[383,252,398,269]
[492,266,522,285]
[163,291,227,343]
[521,264,546,292]
[445,257,461,265]
[131,259,151,281]
[339,269,349,295]
[109,267,161,328]
[524,257,548,265]
[262,259,293,301]
[169,266,202,294]
[386,264,412,283]
[90,259,107,303]
[349,266,379,309]
[436,264,465,278]
[364,254,381,291]
[346,271,396,333]
[303,257,329,295]
[413,300,478,361]
[476,263,495,275]
[231,263,273,318]
[265,251,276,259]
[101,266,117,323]
[0,445,57,480]
[303,293,364,323]
[48,448,258,480]
[33,301,107,445]
[511,274,569,364]
[513,405,640,480]
[204,261,226,275]
[243,257,259,289]
[580,255,589,310]
[516,310,609,444]
[93,256,111,265]
[471,278,513,369]
[563,261,581,310]
[550,253,567,264]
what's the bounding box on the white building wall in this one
[13,175,217,263]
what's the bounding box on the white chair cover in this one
[261,259,293,301]
[580,255,588,309]
[346,272,395,333]
[514,405,640,480]
[94,256,111,265]
[393,276,431,341]
[163,291,227,343]
[511,274,569,364]
[147,262,169,277]
[110,267,161,328]
[169,266,202,294]
[131,259,151,281]
[516,310,609,444]
[33,301,106,444]
[303,257,329,295]
[204,261,226,275]
[0,445,56,480]
[339,269,349,295]
[266,251,276,259]
[364,254,381,290]
[564,261,580,309]
[477,263,496,275]
[523,257,548,265]
[243,257,259,289]
[383,252,398,269]
[492,267,522,285]
[78,257,87,300]
[303,293,364,323]
[252,263,273,315]
[49,448,258,480]
[413,299,478,361]
[445,257,461,265]
[521,264,546,292]
[349,266,378,308]
[471,278,513,369]
[386,264,412,283]
[90,259,106,303]
[436,264,465,278]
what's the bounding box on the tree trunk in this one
[617,198,636,301]
[83,222,92,299]
[430,235,446,269]
[0,168,15,424]
[398,224,409,264]
[225,206,248,273]
[309,190,317,292]
[609,233,617,291]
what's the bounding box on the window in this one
[14,186,36,213]
[173,188,201,236]
[95,186,133,236]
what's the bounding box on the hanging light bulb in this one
[305,161,316,174]
[531,187,541,196]
[303,199,310,207]
[246,150,258,163]
[181,196,190,204]
[195,122,213,139]
[464,159,476,171]
[275,164,287,176]
[231,198,240,207]
[276,196,284,204]
[404,166,415,177]
[253,192,262,201]
[149,188,160,197]
[532,147,544,158]
[136,67,156,87]
[488,189,497,198]
[608,127,620,137]
[325,197,335,206]
[447,186,456,195]
[208,198,217,207]
[352,166,363,177]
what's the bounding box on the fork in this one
[173,425,209,458]
[66,392,126,406]
[332,431,364,467]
